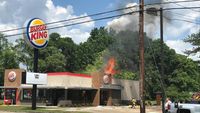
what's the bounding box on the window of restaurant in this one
[68,89,96,105]
[38,89,47,102]
[22,89,32,100]
[112,89,121,105]
[112,89,121,99]
[5,89,16,100]
[45,89,65,106]
[0,89,4,99]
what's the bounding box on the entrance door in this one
[5,89,16,105]
[100,90,109,105]
[46,89,64,106]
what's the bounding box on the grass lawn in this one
[0,105,90,113]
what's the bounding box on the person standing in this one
[165,98,172,113]
[131,98,136,108]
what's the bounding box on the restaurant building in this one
[2,69,139,106]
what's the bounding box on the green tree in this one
[15,38,33,70]
[0,33,19,85]
[79,50,105,74]
[15,33,67,72]
[48,33,78,71]
[38,46,66,72]
[145,39,200,100]
[75,27,114,71]
[184,30,200,55]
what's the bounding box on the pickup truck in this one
[168,102,200,113]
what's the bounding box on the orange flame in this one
[104,57,116,75]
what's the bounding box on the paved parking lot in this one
[56,106,162,113]
[0,105,162,113]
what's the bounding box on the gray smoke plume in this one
[105,0,200,70]
[107,0,173,38]
[105,0,174,71]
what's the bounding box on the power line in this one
[1,0,200,33]
[169,18,200,25]
[162,7,200,11]
[165,0,200,13]
[2,6,200,38]
[3,11,134,38]
[164,16,200,24]
[153,12,200,25]
[48,12,134,31]
[161,11,200,25]
[0,5,137,33]
[145,0,200,6]
[165,11,197,20]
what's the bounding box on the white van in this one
[169,103,200,113]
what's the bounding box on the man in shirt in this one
[165,98,172,113]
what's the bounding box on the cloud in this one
[166,40,191,55]
[64,29,90,44]
[0,24,19,42]
[44,0,95,44]
[0,1,6,6]
[166,40,200,61]
[0,0,48,26]
[0,0,95,44]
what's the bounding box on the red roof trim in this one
[47,72,91,78]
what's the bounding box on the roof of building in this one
[47,72,91,78]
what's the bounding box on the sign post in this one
[32,48,38,110]
[24,18,49,110]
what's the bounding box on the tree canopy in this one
[0,28,199,101]
[184,30,200,55]
[0,33,19,85]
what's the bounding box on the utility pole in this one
[32,48,38,110]
[160,8,166,113]
[139,0,145,113]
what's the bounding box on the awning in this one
[67,87,97,90]
[0,85,95,90]
[0,86,19,89]
[100,84,122,90]
[20,85,65,89]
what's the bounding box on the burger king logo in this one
[103,74,110,84]
[24,18,49,49]
[8,71,17,82]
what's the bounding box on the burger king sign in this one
[24,18,49,49]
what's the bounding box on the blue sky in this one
[53,0,121,28]
[53,0,119,15]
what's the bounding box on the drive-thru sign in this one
[26,72,47,85]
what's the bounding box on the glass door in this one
[4,89,16,105]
